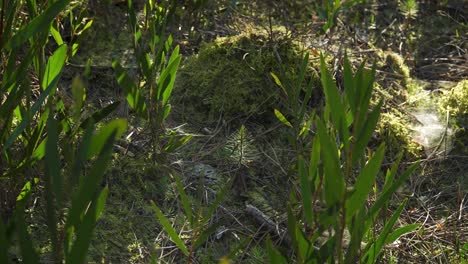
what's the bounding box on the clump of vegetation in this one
[439,80,468,153]
[440,80,468,117]
[175,33,312,123]
[377,111,422,160]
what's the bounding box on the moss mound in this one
[174,34,309,123]
[439,80,468,153]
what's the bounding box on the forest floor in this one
[26,1,468,263]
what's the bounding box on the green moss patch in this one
[174,33,311,123]
[438,80,468,154]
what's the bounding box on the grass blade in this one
[151,200,189,256]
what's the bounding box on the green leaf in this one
[352,101,382,165]
[385,224,419,245]
[199,177,234,227]
[298,155,313,225]
[295,52,309,93]
[112,60,147,118]
[319,54,345,129]
[50,23,64,45]
[266,236,288,264]
[193,222,222,249]
[173,173,193,227]
[270,72,287,95]
[45,111,61,259]
[79,101,121,129]
[15,205,40,264]
[365,199,409,263]
[346,144,385,219]
[309,134,321,184]
[274,109,292,128]
[151,201,189,256]
[67,189,107,264]
[71,76,86,116]
[368,163,418,222]
[343,54,356,115]
[4,46,66,149]
[5,0,72,50]
[87,119,127,158]
[316,118,345,206]
[320,54,349,152]
[65,128,119,241]
[158,46,182,105]
[95,187,109,222]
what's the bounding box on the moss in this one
[174,33,312,123]
[438,80,468,154]
[378,51,411,79]
[377,111,422,160]
[439,80,468,117]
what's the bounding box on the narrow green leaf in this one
[173,173,193,227]
[352,101,382,165]
[71,76,86,115]
[365,199,409,263]
[151,201,189,256]
[309,134,320,183]
[343,53,356,115]
[15,205,39,264]
[345,208,366,262]
[274,109,292,128]
[163,104,171,120]
[295,52,309,93]
[4,56,64,149]
[112,60,147,117]
[79,101,121,129]
[76,19,93,35]
[287,205,299,253]
[266,236,288,264]
[67,192,104,264]
[270,72,287,95]
[193,222,222,249]
[5,0,72,50]
[95,187,109,221]
[382,153,403,194]
[368,163,418,221]
[298,155,313,225]
[385,224,419,245]
[319,54,345,129]
[320,54,349,152]
[159,48,182,105]
[87,119,127,158]
[199,177,234,227]
[346,144,385,219]
[50,24,64,45]
[316,118,345,206]
[65,128,119,236]
[45,111,61,260]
